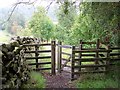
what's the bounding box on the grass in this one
[0,31,11,43]
[22,71,46,88]
[75,65,120,88]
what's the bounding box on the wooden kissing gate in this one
[23,39,120,80]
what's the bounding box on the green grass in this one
[22,71,46,88]
[0,31,11,43]
[75,70,119,88]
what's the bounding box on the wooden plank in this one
[81,54,96,56]
[51,40,56,75]
[74,64,107,68]
[75,58,108,62]
[71,46,75,79]
[82,42,96,44]
[57,41,62,73]
[23,43,51,46]
[25,50,51,53]
[58,45,72,49]
[25,56,51,59]
[28,62,51,65]
[110,47,120,50]
[110,58,120,61]
[61,52,71,56]
[34,68,51,71]
[62,58,70,61]
[110,53,120,56]
[35,44,39,69]
[73,49,111,53]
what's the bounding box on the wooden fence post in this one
[71,46,75,80]
[58,41,62,73]
[35,44,39,70]
[106,45,110,74]
[95,39,100,70]
[79,40,82,72]
[51,41,56,75]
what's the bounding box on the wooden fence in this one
[21,38,119,80]
[23,41,56,75]
[57,39,120,80]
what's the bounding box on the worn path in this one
[42,71,77,88]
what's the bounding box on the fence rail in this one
[23,41,56,75]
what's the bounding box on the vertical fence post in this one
[58,41,62,73]
[95,39,100,70]
[51,41,56,75]
[79,40,82,73]
[35,44,39,70]
[106,45,110,74]
[71,46,75,81]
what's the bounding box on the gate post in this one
[57,41,62,73]
[35,44,39,70]
[71,46,75,80]
[79,40,82,72]
[51,41,56,75]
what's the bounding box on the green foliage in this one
[55,1,77,43]
[16,28,33,36]
[70,2,120,45]
[29,7,55,41]
[22,71,46,88]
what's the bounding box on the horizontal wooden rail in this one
[75,58,108,62]
[110,53,120,56]
[82,42,96,44]
[62,58,71,61]
[25,56,51,59]
[73,49,112,53]
[58,45,72,49]
[34,68,51,71]
[61,52,71,56]
[25,50,51,53]
[110,47,120,49]
[74,64,107,68]
[28,62,51,65]
[110,58,120,61]
[23,43,51,46]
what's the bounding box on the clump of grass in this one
[22,71,46,88]
[75,73,119,88]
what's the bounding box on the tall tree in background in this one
[28,7,55,41]
[55,1,77,43]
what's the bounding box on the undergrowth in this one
[22,71,46,88]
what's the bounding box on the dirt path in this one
[42,72,77,88]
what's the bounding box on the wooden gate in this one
[23,41,56,75]
[57,42,72,73]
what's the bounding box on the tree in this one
[3,11,26,35]
[55,1,77,44]
[70,2,120,45]
[28,6,55,41]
